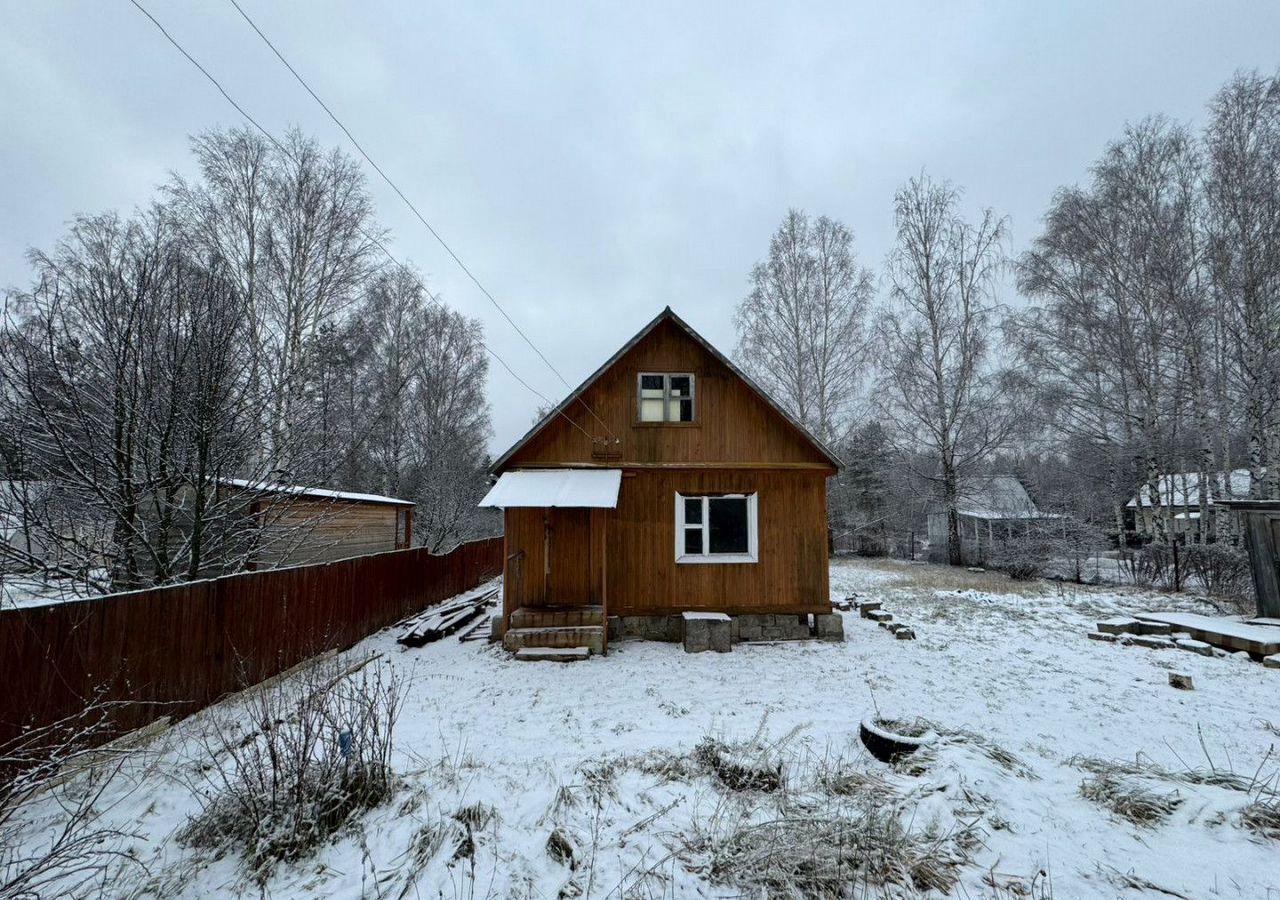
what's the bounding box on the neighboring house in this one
[479,307,842,656]
[1125,469,1251,539]
[221,479,415,569]
[1214,499,1280,618]
[925,475,1051,565]
[0,480,105,575]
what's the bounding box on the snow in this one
[1,571,106,609]
[11,557,1280,899]
[1134,611,1280,650]
[478,467,623,508]
[681,611,730,621]
[220,477,413,506]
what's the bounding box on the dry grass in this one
[1079,774,1184,827]
[1240,798,1280,840]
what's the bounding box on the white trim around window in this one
[675,492,758,564]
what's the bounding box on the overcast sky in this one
[3,2,1278,455]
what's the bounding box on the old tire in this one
[859,718,934,764]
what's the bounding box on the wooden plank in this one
[1133,612,1280,656]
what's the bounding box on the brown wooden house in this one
[222,480,415,569]
[480,307,842,657]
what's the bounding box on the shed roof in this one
[489,307,842,473]
[953,475,1041,520]
[221,478,414,507]
[478,469,622,508]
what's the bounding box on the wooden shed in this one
[1215,499,1280,618]
[223,480,415,569]
[480,307,841,656]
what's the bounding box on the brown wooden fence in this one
[0,537,502,756]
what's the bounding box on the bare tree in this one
[876,175,1016,566]
[735,210,873,443]
[1205,71,1280,501]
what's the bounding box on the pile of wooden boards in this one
[398,584,499,648]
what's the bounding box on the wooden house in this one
[479,307,842,657]
[1215,499,1280,618]
[221,480,415,569]
[925,475,1054,565]
[1126,469,1251,540]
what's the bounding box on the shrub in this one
[180,656,403,882]
[1182,543,1254,605]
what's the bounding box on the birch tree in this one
[734,210,873,443]
[1205,71,1280,500]
[876,175,1016,566]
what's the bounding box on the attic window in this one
[675,493,758,564]
[638,373,694,423]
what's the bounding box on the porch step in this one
[509,606,605,629]
[504,625,605,655]
[515,647,591,663]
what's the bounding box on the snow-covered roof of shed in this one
[1126,469,1252,508]
[220,478,414,507]
[478,469,622,508]
[953,475,1041,520]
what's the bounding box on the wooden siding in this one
[1242,510,1280,618]
[0,538,502,770]
[254,498,405,567]
[505,317,836,472]
[502,469,830,617]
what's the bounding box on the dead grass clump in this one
[938,728,1038,779]
[819,769,899,805]
[1240,798,1280,840]
[452,802,495,831]
[693,738,782,793]
[1071,754,1257,794]
[1079,774,1184,827]
[624,748,701,782]
[706,809,973,897]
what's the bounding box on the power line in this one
[224,0,617,442]
[127,0,600,447]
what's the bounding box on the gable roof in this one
[931,475,1043,520]
[491,307,842,473]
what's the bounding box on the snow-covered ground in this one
[11,559,1280,899]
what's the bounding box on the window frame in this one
[674,492,758,564]
[636,372,696,424]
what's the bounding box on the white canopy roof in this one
[478,469,622,508]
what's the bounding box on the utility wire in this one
[224,0,617,442]
[127,0,600,446]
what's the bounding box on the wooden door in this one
[547,509,593,605]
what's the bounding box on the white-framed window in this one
[638,373,695,423]
[675,492,758,564]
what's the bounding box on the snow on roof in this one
[220,478,414,507]
[478,468,622,508]
[953,475,1041,520]
[1126,469,1252,508]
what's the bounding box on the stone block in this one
[814,613,845,642]
[1168,672,1194,690]
[1096,617,1141,635]
[1176,638,1213,656]
[1263,653,1280,669]
[683,612,731,654]
[1135,621,1173,637]
[894,627,916,640]
[859,601,883,618]
[1131,635,1174,650]
[489,615,503,642]
[737,622,762,641]
[868,610,893,624]
[1087,631,1118,643]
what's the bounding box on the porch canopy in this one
[478,468,622,508]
